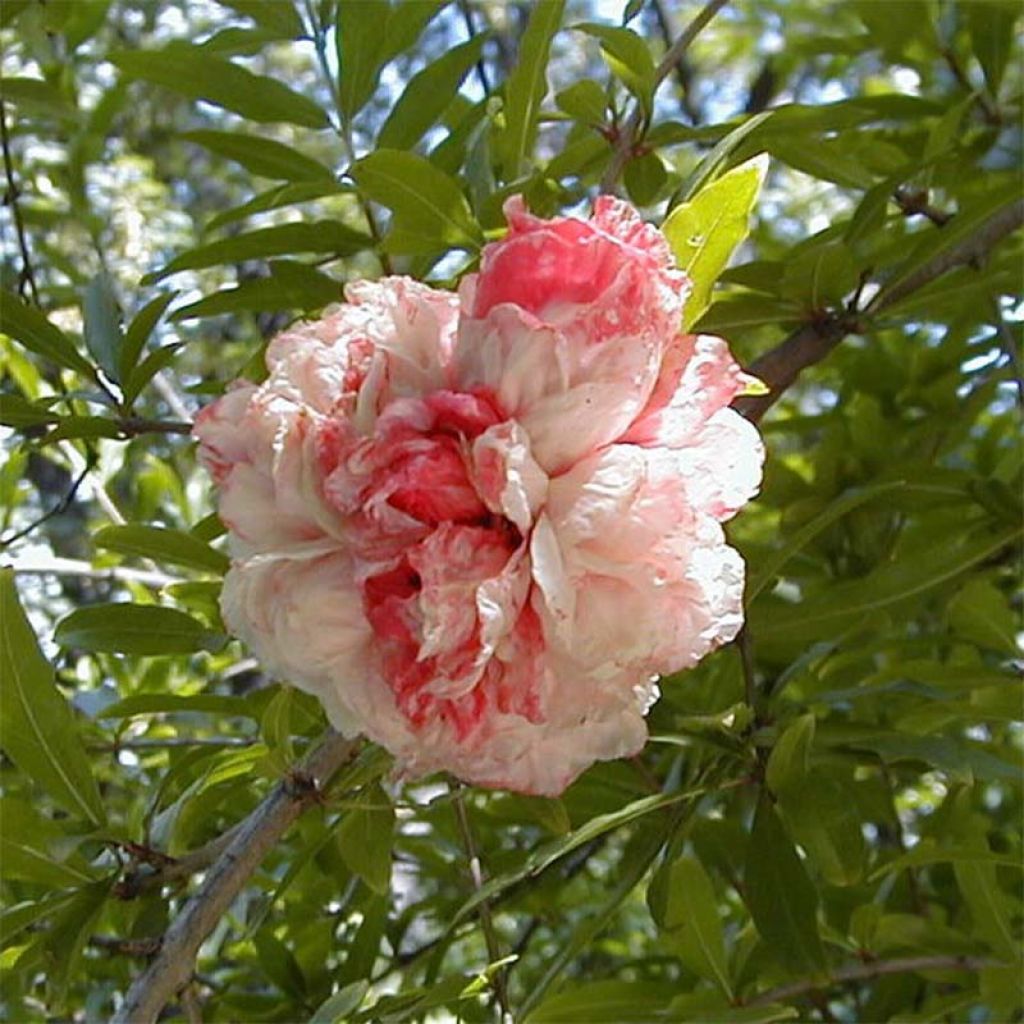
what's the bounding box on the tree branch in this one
[1,98,40,305]
[746,954,1006,1008]
[734,197,1024,422]
[600,0,730,193]
[112,730,359,1024]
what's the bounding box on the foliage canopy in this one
[0,1,1021,1021]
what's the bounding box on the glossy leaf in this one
[497,0,565,177]
[110,48,329,128]
[351,149,483,252]
[0,289,94,377]
[0,570,106,825]
[93,524,229,574]
[744,796,826,976]
[182,130,335,182]
[82,272,123,381]
[336,783,395,895]
[378,35,486,151]
[148,221,371,282]
[662,153,768,327]
[54,603,227,655]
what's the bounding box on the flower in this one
[195,197,764,796]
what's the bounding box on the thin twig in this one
[452,785,511,1022]
[112,731,359,1024]
[735,197,1024,422]
[90,935,162,958]
[116,416,194,437]
[600,0,730,193]
[893,188,952,228]
[1,99,40,305]
[0,458,93,550]
[458,0,491,94]
[745,954,1006,1008]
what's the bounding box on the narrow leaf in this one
[182,130,335,183]
[0,570,106,825]
[93,524,229,574]
[55,603,226,655]
[0,289,94,377]
[744,795,826,976]
[498,0,565,177]
[662,154,768,328]
[110,48,329,128]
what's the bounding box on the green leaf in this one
[781,240,858,308]
[170,260,341,321]
[744,795,826,976]
[955,860,1017,959]
[182,130,335,183]
[670,994,799,1023]
[379,35,486,151]
[309,980,369,1023]
[253,929,307,1000]
[93,524,229,574]
[82,272,124,382]
[54,603,226,656]
[575,23,655,117]
[778,770,867,886]
[661,856,732,998]
[454,782,720,926]
[870,839,1024,881]
[97,693,256,718]
[0,77,77,122]
[0,570,106,825]
[624,151,667,207]
[351,149,483,252]
[217,0,304,37]
[675,110,772,203]
[335,0,442,121]
[0,393,60,428]
[524,980,678,1023]
[0,799,96,888]
[110,47,329,128]
[765,714,815,796]
[123,344,185,406]
[747,481,910,602]
[555,80,608,124]
[752,521,1023,639]
[946,578,1018,655]
[206,180,349,232]
[0,289,94,377]
[497,0,565,177]
[119,291,175,386]
[336,782,394,895]
[148,221,371,282]
[966,0,1018,97]
[662,153,768,328]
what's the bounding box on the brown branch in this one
[90,935,162,958]
[600,0,730,193]
[116,417,194,437]
[1,99,40,305]
[734,197,1024,422]
[112,731,359,1024]
[745,954,1005,1009]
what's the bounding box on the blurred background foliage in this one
[0,0,1021,1021]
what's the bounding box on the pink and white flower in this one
[195,196,764,796]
